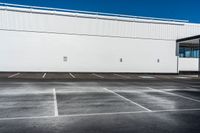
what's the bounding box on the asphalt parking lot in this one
[0,72,199,81]
[0,73,200,133]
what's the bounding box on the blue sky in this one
[0,0,199,23]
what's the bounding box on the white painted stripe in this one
[146,87,200,103]
[176,76,189,79]
[162,88,200,92]
[103,88,152,112]
[56,90,105,93]
[139,76,155,79]
[114,74,130,79]
[53,108,200,117]
[191,86,200,88]
[151,108,200,113]
[58,111,149,117]
[53,88,59,116]
[0,108,200,121]
[0,91,53,96]
[0,115,55,121]
[92,74,104,78]
[8,73,20,78]
[42,73,46,78]
[69,73,76,78]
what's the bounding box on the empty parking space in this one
[95,74,124,80]
[56,87,147,115]
[45,73,71,79]
[120,74,141,79]
[8,73,20,78]
[72,73,99,79]
[0,73,17,78]
[112,87,200,111]
[14,73,43,79]
[153,87,200,101]
[0,93,54,118]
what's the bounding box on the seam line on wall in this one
[0,28,176,42]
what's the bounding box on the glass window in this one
[179,46,199,58]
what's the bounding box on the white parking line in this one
[42,73,46,79]
[146,87,200,103]
[139,76,155,79]
[103,88,152,112]
[52,108,200,117]
[92,74,104,79]
[176,76,189,79]
[8,73,20,78]
[0,108,200,121]
[114,74,130,79]
[69,73,76,78]
[53,88,59,117]
[191,86,200,88]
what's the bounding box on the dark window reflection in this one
[179,45,199,58]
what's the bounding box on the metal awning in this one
[177,35,200,45]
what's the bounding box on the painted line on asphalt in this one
[54,108,200,117]
[42,73,46,79]
[146,87,200,103]
[103,88,152,112]
[92,74,104,79]
[1,108,200,121]
[69,73,76,78]
[162,88,200,92]
[114,74,130,79]
[0,91,53,96]
[139,76,155,79]
[53,88,59,117]
[8,73,20,78]
[176,76,189,79]
[191,86,200,88]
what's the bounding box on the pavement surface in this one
[0,72,199,81]
[0,72,200,133]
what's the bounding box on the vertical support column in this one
[199,39,200,77]
[176,42,179,74]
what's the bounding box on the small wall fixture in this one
[63,56,68,62]
[120,58,123,62]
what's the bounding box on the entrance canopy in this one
[177,35,200,58]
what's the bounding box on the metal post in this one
[199,39,200,78]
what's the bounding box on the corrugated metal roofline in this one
[0,2,189,24]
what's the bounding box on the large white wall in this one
[0,6,200,73]
[0,30,177,73]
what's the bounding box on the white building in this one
[0,3,200,73]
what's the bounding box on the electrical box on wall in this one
[157,59,160,63]
[120,58,123,62]
[63,56,68,62]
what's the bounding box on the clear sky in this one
[0,0,199,23]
